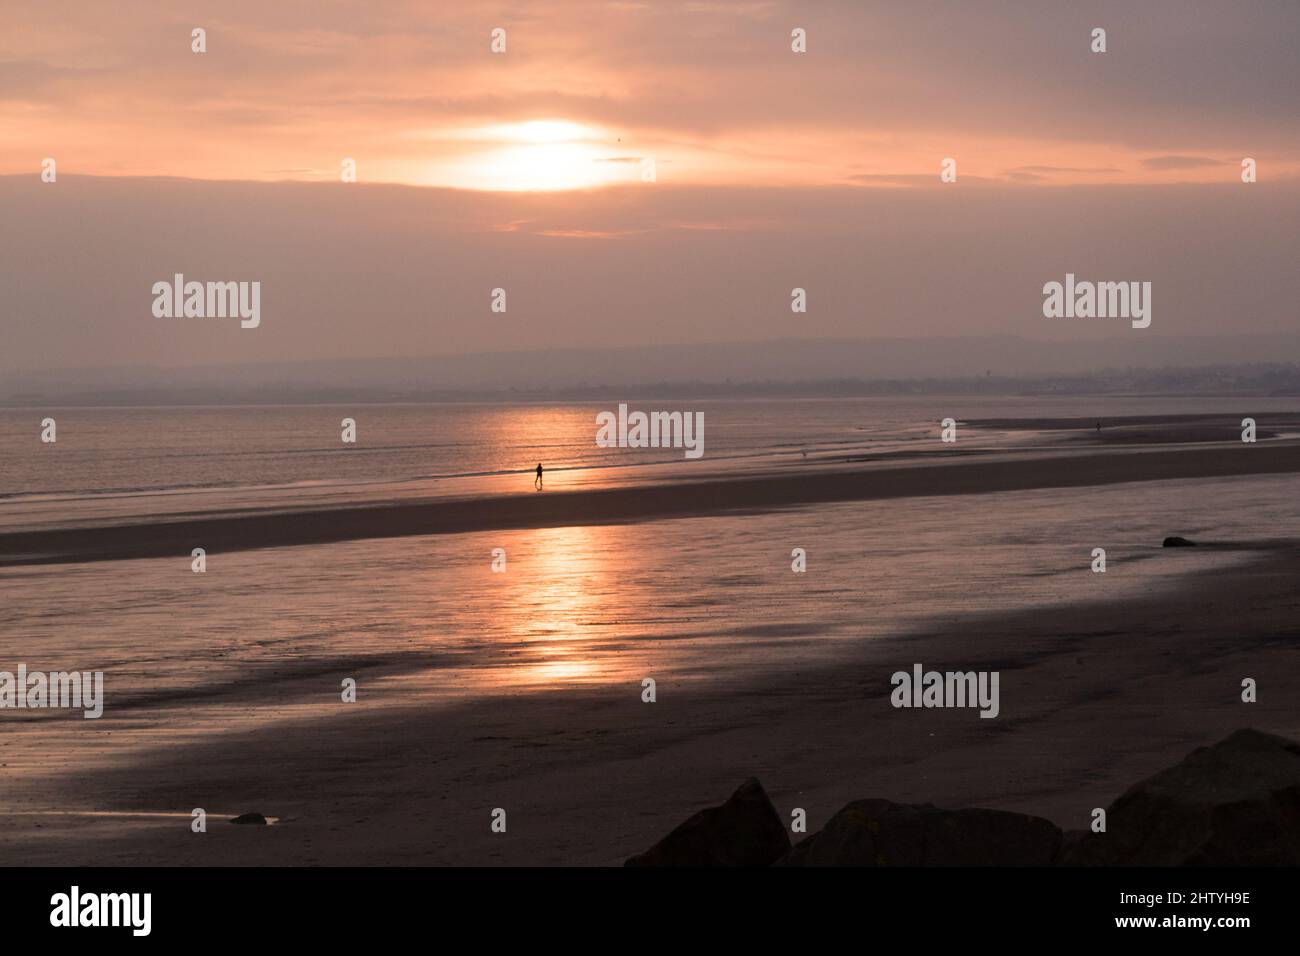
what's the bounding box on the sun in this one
[427,119,633,191]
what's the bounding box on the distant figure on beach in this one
[1096,421,1101,433]
[535,463,544,490]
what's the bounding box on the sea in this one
[1,395,1297,785]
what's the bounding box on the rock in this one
[625,778,790,866]
[1057,728,1300,865]
[780,800,1061,866]
[1162,536,1196,547]
[230,812,268,825]
[1053,828,1092,862]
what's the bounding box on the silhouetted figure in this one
[1096,421,1101,433]
[535,462,544,490]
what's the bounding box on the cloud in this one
[1011,165,1122,174]
[846,173,1000,187]
[2,1,1297,186]
[4,175,1299,375]
[1139,155,1226,170]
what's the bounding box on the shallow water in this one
[1,470,1294,791]
[4,396,1296,529]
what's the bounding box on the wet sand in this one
[966,412,1300,446]
[2,542,1296,866]
[3,421,1298,866]
[4,438,1300,566]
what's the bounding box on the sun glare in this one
[430,119,632,191]
[493,120,599,143]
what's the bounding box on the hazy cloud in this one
[3,175,1297,373]
[1140,155,1227,170]
[2,1,1297,186]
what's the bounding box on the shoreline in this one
[4,440,1300,566]
[2,543,1296,865]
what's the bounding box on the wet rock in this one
[1057,728,1300,865]
[1162,536,1197,547]
[780,800,1061,866]
[625,778,790,866]
[230,812,268,825]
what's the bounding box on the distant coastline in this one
[4,335,1299,407]
[6,363,1300,408]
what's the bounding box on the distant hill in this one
[5,335,1300,405]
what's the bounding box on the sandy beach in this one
[9,2,1300,935]
[5,437,1300,567]
[1,539,1295,866]
[1,426,1297,866]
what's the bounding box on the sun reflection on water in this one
[495,524,633,689]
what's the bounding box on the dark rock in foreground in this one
[779,801,1061,866]
[230,812,268,825]
[1057,728,1300,865]
[1162,536,1197,547]
[625,777,790,866]
[629,729,1299,866]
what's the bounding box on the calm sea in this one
[2,396,1298,791]
[3,396,1296,528]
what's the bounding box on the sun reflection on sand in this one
[524,656,601,685]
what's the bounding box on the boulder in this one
[779,800,1061,866]
[625,778,790,866]
[1057,728,1300,865]
[1162,536,1197,547]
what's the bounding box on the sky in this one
[1,0,1297,376]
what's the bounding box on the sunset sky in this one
[1,1,1297,375]
[5,0,1298,189]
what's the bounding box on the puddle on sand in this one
[5,810,282,826]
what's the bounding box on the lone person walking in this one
[535,462,544,490]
